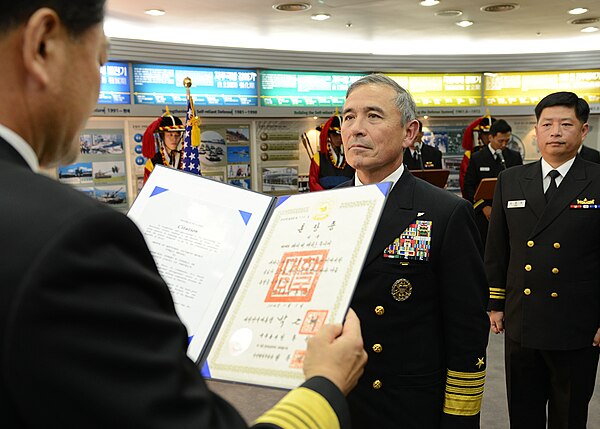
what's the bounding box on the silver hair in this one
[346,74,417,126]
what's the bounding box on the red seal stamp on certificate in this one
[289,350,306,368]
[299,310,329,335]
[265,250,329,302]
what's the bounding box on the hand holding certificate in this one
[128,165,390,388]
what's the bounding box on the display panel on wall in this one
[58,129,129,211]
[387,73,482,107]
[260,70,366,107]
[98,62,131,104]
[132,64,258,106]
[484,70,600,106]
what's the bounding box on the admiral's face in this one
[535,105,589,166]
[341,84,417,184]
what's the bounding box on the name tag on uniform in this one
[480,167,491,172]
[507,200,526,208]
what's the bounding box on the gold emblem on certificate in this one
[391,278,412,301]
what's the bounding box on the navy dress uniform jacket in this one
[403,144,443,170]
[0,140,349,429]
[486,156,600,350]
[339,170,489,428]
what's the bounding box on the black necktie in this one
[545,170,560,203]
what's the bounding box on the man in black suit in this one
[404,119,443,170]
[0,2,368,428]
[463,119,523,246]
[580,144,600,163]
[486,91,600,429]
[340,73,489,428]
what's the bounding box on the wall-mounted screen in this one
[99,62,131,104]
[387,73,482,107]
[484,70,600,105]
[260,71,366,107]
[132,64,258,106]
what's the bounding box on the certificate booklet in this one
[128,165,391,389]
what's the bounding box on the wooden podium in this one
[474,178,497,201]
[411,169,450,188]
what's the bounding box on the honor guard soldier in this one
[403,119,443,170]
[339,74,489,428]
[459,115,496,195]
[142,108,186,183]
[486,92,600,429]
[308,114,355,191]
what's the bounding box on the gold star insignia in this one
[476,357,485,369]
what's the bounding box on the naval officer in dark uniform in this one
[486,91,600,429]
[463,119,523,246]
[339,74,489,428]
[403,119,443,170]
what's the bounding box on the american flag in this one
[182,95,201,175]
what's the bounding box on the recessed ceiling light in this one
[145,9,166,16]
[456,20,474,27]
[480,3,519,13]
[420,0,440,7]
[311,13,331,21]
[435,10,463,17]
[273,2,312,12]
[569,8,589,15]
[581,26,599,33]
[569,17,599,25]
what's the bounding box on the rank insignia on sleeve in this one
[383,220,432,261]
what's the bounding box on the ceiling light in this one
[456,20,474,27]
[569,17,599,25]
[435,10,463,17]
[145,9,166,16]
[273,2,312,12]
[569,8,589,15]
[480,3,519,13]
[311,13,331,21]
[581,26,599,33]
[420,0,440,6]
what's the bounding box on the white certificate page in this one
[127,166,273,362]
[207,182,390,389]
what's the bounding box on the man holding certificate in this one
[0,1,367,428]
[339,74,490,428]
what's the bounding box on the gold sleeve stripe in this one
[447,377,485,387]
[489,287,505,292]
[447,369,486,379]
[490,294,505,300]
[253,387,339,429]
[446,385,485,395]
[444,392,483,416]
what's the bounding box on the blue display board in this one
[99,62,131,104]
[132,64,258,106]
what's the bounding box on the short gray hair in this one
[346,74,417,126]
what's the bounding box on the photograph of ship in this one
[57,162,93,184]
[200,130,226,166]
[94,185,127,205]
[228,178,251,190]
[79,133,124,154]
[227,145,250,164]
[226,127,249,142]
[261,166,298,193]
[92,161,126,183]
[228,163,250,178]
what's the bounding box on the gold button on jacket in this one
[524,288,531,295]
[553,242,561,249]
[372,380,382,390]
[551,292,559,298]
[552,268,559,274]
[527,240,534,247]
[525,264,532,271]
[372,344,383,353]
[374,306,384,316]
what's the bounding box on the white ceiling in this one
[105,0,600,55]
